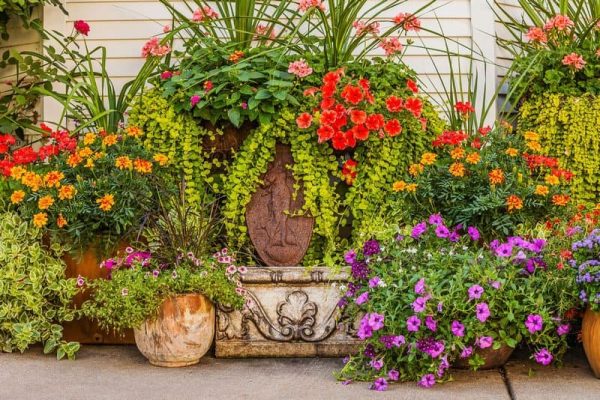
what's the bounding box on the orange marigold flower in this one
[535,185,549,196]
[21,172,43,191]
[489,169,505,185]
[57,214,68,228]
[408,163,424,176]
[126,126,143,137]
[449,162,465,177]
[58,185,77,200]
[450,147,465,160]
[393,180,407,192]
[406,183,418,193]
[83,133,97,146]
[38,195,54,210]
[44,171,64,188]
[506,195,523,212]
[10,190,25,204]
[102,134,119,146]
[552,194,570,206]
[545,174,560,186]
[115,156,133,170]
[229,50,245,62]
[465,152,480,164]
[505,148,519,157]
[133,159,153,174]
[153,154,169,166]
[96,194,115,212]
[420,152,437,166]
[67,153,83,167]
[527,141,542,152]
[10,166,26,180]
[524,131,539,141]
[33,212,48,228]
[78,147,93,158]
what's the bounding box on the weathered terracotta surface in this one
[202,122,251,158]
[134,294,215,367]
[454,345,514,370]
[62,245,135,344]
[216,266,361,358]
[246,144,314,266]
[582,308,600,378]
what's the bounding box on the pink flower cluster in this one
[192,6,219,22]
[394,13,421,32]
[543,14,574,32]
[288,59,313,78]
[353,20,380,36]
[298,0,325,12]
[141,37,171,58]
[562,52,586,71]
[379,37,403,57]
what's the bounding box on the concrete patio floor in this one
[1,345,599,400]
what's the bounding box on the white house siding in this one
[38,0,520,125]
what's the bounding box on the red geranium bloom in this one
[317,125,334,142]
[358,79,370,92]
[352,124,369,141]
[38,144,60,160]
[404,97,423,117]
[74,20,90,36]
[321,110,338,125]
[432,130,468,147]
[332,132,347,150]
[12,146,38,164]
[478,125,492,136]
[40,123,53,134]
[455,101,475,115]
[0,158,14,176]
[407,79,419,93]
[341,85,363,105]
[296,113,313,129]
[350,110,367,125]
[384,119,402,137]
[365,114,385,130]
[471,137,482,149]
[386,95,403,112]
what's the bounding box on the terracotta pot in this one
[454,345,514,370]
[202,121,252,158]
[134,294,215,367]
[582,308,600,378]
[62,244,135,344]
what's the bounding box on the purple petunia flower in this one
[411,222,428,239]
[451,320,465,337]
[476,336,493,349]
[534,348,553,366]
[495,243,513,258]
[435,224,450,239]
[371,377,388,391]
[407,315,421,332]
[418,374,436,388]
[355,292,369,305]
[337,297,348,309]
[557,324,570,336]
[344,249,357,265]
[388,369,399,381]
[525,314,543,334]
[448,230,461,242]
[370,358,384,370]
[350,260,369,280]
[363,239,381,256]
[380,335,405,349]
[437,356,450,377]
[468,284,484,300]
[416,338,445,358]
[489,280,501,289]
[467,226,480,241]
[364,344,376,358]
[412,297,427,313]
[369,276,383,288]
[460,346,473,359]
[476,303,490,322]
[429,213,443,225]
[368,313,385,330]
[414,278,426,294]
[425,316,437,332]
[490,239,500,250]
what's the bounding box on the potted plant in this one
[82,188,246,367]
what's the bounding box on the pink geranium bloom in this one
[192,6,219,22]
[141,37,171,58]
[562,53,586,70]
[544,14,574,31]
[288,59,313,78]
[394,13,421,32]
[526,27,547,43]
[353,20,380,36]
[379,37,403,56]
[298,0,325,12]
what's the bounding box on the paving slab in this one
[0,345,509,400]
[505,346,600,400]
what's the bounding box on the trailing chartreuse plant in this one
[0,212,80,359]
[222,109,340,266]
[518,93,600,204]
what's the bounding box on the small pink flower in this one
[237,266,248,274]
[544,14,574,32]
[394,13,421,32]
[562,52,586,70]
[526,27,547,43]
[141,37,171,58]
[353,20,380,36]
[226,265,237,275]
[76,275,85,287]
[160,70,173,80]
[298,0,325,12]
[190,94,201,107]
[192,6,219,22]
[241,102,248,110]
[288,59,313,78]
[379,37,403,57]
[255,24,276,41]
[235,287,246,295]
[163,25,171,33]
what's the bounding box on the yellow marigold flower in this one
[545,174,560,186]
[44,171,64,188]
[56,214,68,228]
[450,147,465,160]
[126,126,143,138]
[505,148,519,157]
[449,162,465,177]
[524,131,539,141]
[85,158,95,169]
[102,134,119,146]
[38,195,54,210]
[115,156,133,170]
[408,163,424,177]
[489,169,505,185]
[420,152,437,166]
[96,194,115,212]
[78,147,93,158]
[153,154,169,166]
[552,194,570,206]
[33,212,48,228]
[21,172,43,192]
[465,152,481,164]
[535,185,549,196]
[67,153,83,167]
[83,133,97,146]
[94,152,105,160]
[406,183,418,193]
[10,190,25,204]
[392,181,407,192]
[506,195,523,212]
[10,166,26,180]
[527,141,542,152]
[58,185,77,200]
[133,159,153,174]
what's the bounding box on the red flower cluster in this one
[522,153,559,170]
[297,70,425,151]
[341,159,358,185]
[432,130,468,147]
[454,101,475,116]
[0,134,16,154]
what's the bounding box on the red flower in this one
[0,134,16,154]
[471,137,482,149]
[455,101,475,115]
[40,123,53,133]
[350,110,367,125]
[321,110,338,125]
[38,144,59,160]
[203,80,214,91]
[358,79,370,92]
[344,130,356,148]
[0,158,14,176]
[323,71,342,85]
[296,113,313,129]
[341,159,358,185]
[384,119,402,136]
[340,85,363,105]
[317,125,335,142]
[432,130,468,147]
[320,97,335,110]
[404,97,423,117]
[352,124,369,141]
[322,82,337,98]
[386,96,403,112]
[365,114,385,130]
[407,79,419,93]
[478,126,492,136]
[304,87,320,97]
[12,146,38,164]
[419,117,428,131]
[74,20,90,36]
[332,132,347,150]
[332,113,348,130]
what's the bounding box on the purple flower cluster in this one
[363,239,382,256]
[357,312,385,339]
[379,335,405,349]
[416,337,445,358]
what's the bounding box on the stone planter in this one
[216,266,361,358]
[134,294,215,367]
[582,308,600,378]
[454,345,514,370]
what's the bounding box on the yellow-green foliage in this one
[128,90,223,202]
[519,93,600,204]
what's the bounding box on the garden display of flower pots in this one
[134,294,215,367]
[582,308,600,378]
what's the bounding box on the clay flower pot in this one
[134,294,215,367]
[582,308,600,378]
[454,345,514,370]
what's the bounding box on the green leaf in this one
[228,108,241,127]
